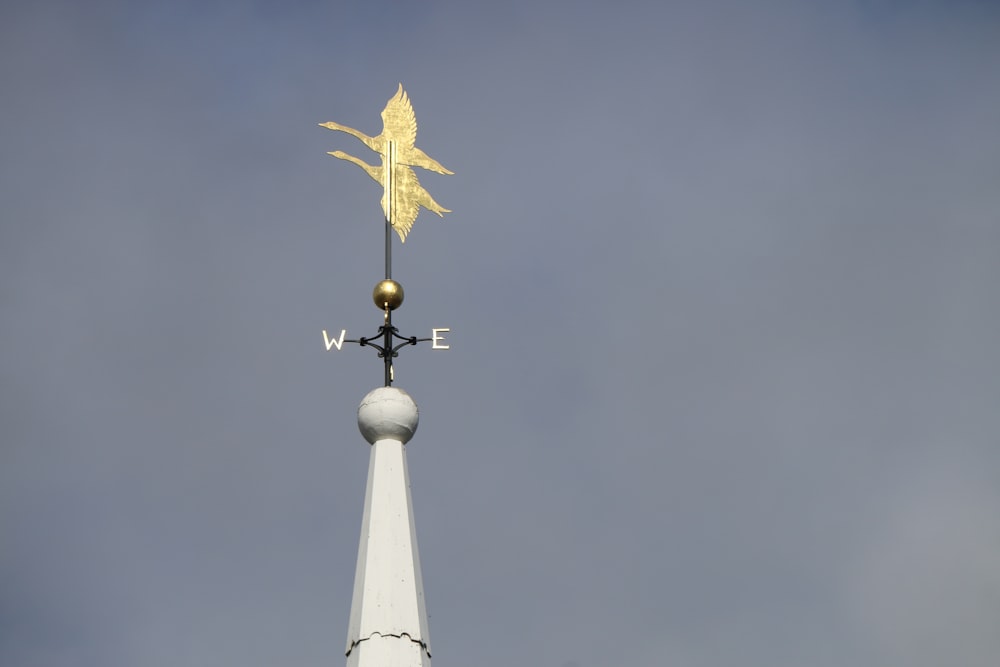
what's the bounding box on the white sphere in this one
[357,387,419,444]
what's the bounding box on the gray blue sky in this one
[2,1,999,666]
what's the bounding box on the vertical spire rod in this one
[383,308,393,388]
[385,218,392,280]
[383,140,395,386]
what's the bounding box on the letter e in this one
[431,328,450,350]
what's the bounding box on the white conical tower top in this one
[346,387,431,666]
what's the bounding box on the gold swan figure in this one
[321,84,452,242]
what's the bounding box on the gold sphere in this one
[372,279,404,311]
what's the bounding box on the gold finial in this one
[373,279,404,311]
[321,84,453,242]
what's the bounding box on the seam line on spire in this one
[345,631,431,658]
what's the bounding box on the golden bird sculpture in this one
[320,84,452,242]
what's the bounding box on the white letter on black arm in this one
[431,328,450,350]
[323,329,347,351]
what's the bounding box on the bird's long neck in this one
[323,122,376,150]
[329,151,380,184]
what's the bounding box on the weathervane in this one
[320,84,452,386]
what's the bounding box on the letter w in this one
[323,329,347,351]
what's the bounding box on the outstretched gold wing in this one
[380,84,418,148]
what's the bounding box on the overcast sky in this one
[2,1,999,666]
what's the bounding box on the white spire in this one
[346,387,431,667]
